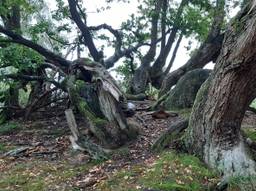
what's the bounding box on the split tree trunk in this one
[184,3,256,177]
[67,59,138,149]
[129,0,162,94]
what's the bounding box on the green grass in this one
[0,122,21,135]
[98,151,219,191]
[0,143,16,153]
[228,176,256,191]
[0,160,94,191]
[0,143,7,153]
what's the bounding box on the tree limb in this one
[3,74,64,90]
[67,0,102,62]
[0,25,71,68]
[159,0,226,96]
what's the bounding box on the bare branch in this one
[67,0,102,62]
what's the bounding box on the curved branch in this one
[3,74,64,90]
[67,0,102,62]
[0,25,71,68]
[151,0,189,76]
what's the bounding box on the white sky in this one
[45,0,239,78]
[84,1,196,72]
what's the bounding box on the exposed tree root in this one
[65,109,108,160]
[151,119,188,152]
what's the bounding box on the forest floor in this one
[0,101,256,191]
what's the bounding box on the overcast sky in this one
[83,0,199,72]
[44,0,243,78]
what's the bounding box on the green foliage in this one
[250,99,256,109]
[114,60,137,92]
[242,128,256,142]
[0,122,21,135]
[182,5,212,41]
[18,88,30,107]
[0,0,31,20]
[0,44,43,71]
[145,84,159,99]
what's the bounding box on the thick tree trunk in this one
[151,33,183,88]
[130,0,162,94]
[184,3,256,177]
[1,4,22,120]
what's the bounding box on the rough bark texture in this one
[68,59,138,148]
[184,3,256,177]
[1,3,21,120]
[163,69,210,110]
[152,119,188,151]
[65,109,108,160]
[129,0,162,94]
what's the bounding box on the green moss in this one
[0,160,94,191]
[67,76,101,124]
[242,128,256,142]
[170,108,192,120]
[140,151,218,191]
[98,151,219,191]
[0,143,6,152]
[232,20,244,33]
[0,122,21,135]
[0,143,16,153]
[228,176,256,191]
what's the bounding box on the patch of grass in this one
[140,151,219,191]
[98,166,143,191]
[112,147,130,157]
[0,143,17,154]
[242,128,256,142]
[228,176,256,191]
[0,160,94,191]
[98,151,219,191]
[0,143,6,152]
[0,122,21,135]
